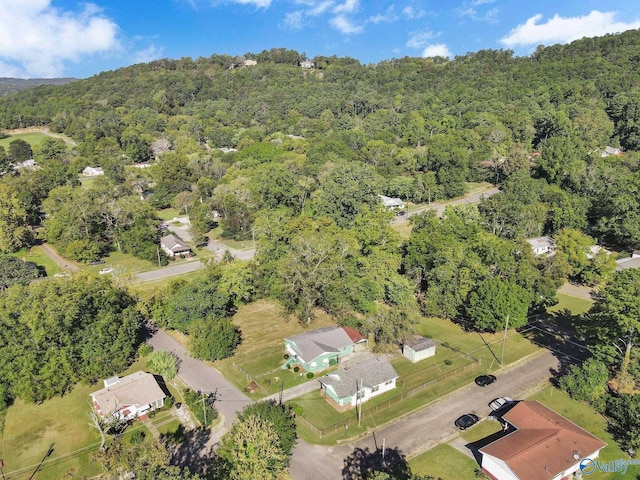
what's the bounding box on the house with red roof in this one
[480,401,606,480]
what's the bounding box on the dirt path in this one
[39,243,80,272]
[558,282,594,301]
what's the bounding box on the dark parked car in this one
[455,413,479,430]
[475,374,497,387]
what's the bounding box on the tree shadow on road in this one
[342,445,412,480]
[162,426,215,478]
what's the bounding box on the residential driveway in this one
[147,329,253,443]
[40,243,80,272]
[289,350,560,480]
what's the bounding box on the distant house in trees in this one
[318,356,398,411]
[160,233,191,258]
[402,336,436,363]
[243,59,257,66]
[82,166,104,176]
[13,159,36,170]
[526,236,555,257]
[615,250,640,271]
[480,401,606,480]
[90,371,166,421]
[300,61,315,69]
[283,326,366,373]
[599,146,623,157]
[379,194,405,210]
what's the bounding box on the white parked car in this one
[99,267,114,275]
[489,397,513,411]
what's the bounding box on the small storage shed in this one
[403,336,436,363]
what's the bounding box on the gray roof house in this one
[526,236,555,257]
[318,356,398,411]
[160,233,191,258]
[283,326,365,373]
[403,336,437,363]
[616,250,640,271]
[378,194,405,210]
[90,371,166,421]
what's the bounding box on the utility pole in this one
[357,378,363,427]
[500,315,509,366]
[201,390,207,426]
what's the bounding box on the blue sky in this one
[2,0,640,78]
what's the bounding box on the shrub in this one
[129,430,146,445]
[138,344,153,357]
[306,372,314,379]
[293,366,300,373]
[444,359,453,366]
[283,353,289,360]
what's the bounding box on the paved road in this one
[289,350,560,480]
[395,186,500,223]
[134,259,204,283]
[148,329,253,444]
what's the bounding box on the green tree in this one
[581,269,640,393]
[237,401,297,456]
[605,394,640,453]
[0,255,40,289]
[217,414,288,480]
[465,277,532,332]
[188,317,240,361]
[147,350,180,380]
[8,139,32,162]
[0,184,31,252]
[361,307,417,349]
[558,358,609,412]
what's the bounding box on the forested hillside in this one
[0,77,77,97]
[0,31,639,427]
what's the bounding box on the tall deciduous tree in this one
[581,269,640,393]
[466,277,532,332]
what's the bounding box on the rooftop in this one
[286,326,356,363]
[318,356,398,398]
[91,371,166,417]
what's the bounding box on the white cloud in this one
[281,10,305,29]
[228,0,272,7]
[458,0,499,23]
[330,14,363,34]
[333,0,359,15]
[407,31,435,49]
[501,10,640,48]
[308,1,334,16]
[421,43,451,58]
[133,44,165,65]
[368,6,398,24]
[471,0,495,5]
[0,0,119,78]
[402,6,425,20]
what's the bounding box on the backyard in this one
[214,300,336,399]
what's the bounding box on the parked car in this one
[89,259,105,265]
[489,397,513,411]
[455,413,479,430]
[475,374,497,387]
[99,267,114,275]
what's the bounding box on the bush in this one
[306,372,314,379]
[293,366,300,373]
[164,396,175,409]
[129,430,146,445]
[444,359,453,366]
[283,353,289,360]
[138,344,153,357]
[184,389,218,427]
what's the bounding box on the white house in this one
[243,59,257,66]
[403,336,436,363]
[160,233,191,258]
[82,166,104,176]
[318,357,398,411]
[526,236,555,257]
[480,401,606,480]
[379,194,405,210]
[616,250,640,271]
[90,371,166,421]
[300,61,315,69]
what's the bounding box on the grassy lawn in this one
[460,419,503,444]
[0,132,49,149]
[293,359,483,445]
[10,245,61,276]
[416,317,540,371]
[530,387,639,479]
[89,250,157,276]
[548,292,593,315]
[409,444,480,480]
[156,208,182,221]
[390,220,412,240]
[0,383,103,480]
[214,301,336,399]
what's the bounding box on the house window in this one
[385,380,393,386]
[372,385,379,393]
[357,391,365,399]
[323,358,329,364]
[311,362,317,368]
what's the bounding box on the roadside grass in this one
[10,245,61,276]
[459,418,503,443]
[214,301,335,399]
[390,220,412,240]
[206,226,256,250]
[0,132,48,149]
[91,250,157,276]
[409,444,479,480]
[405,181,494,213]
[530,387,638,479]
[416,317,540,371]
